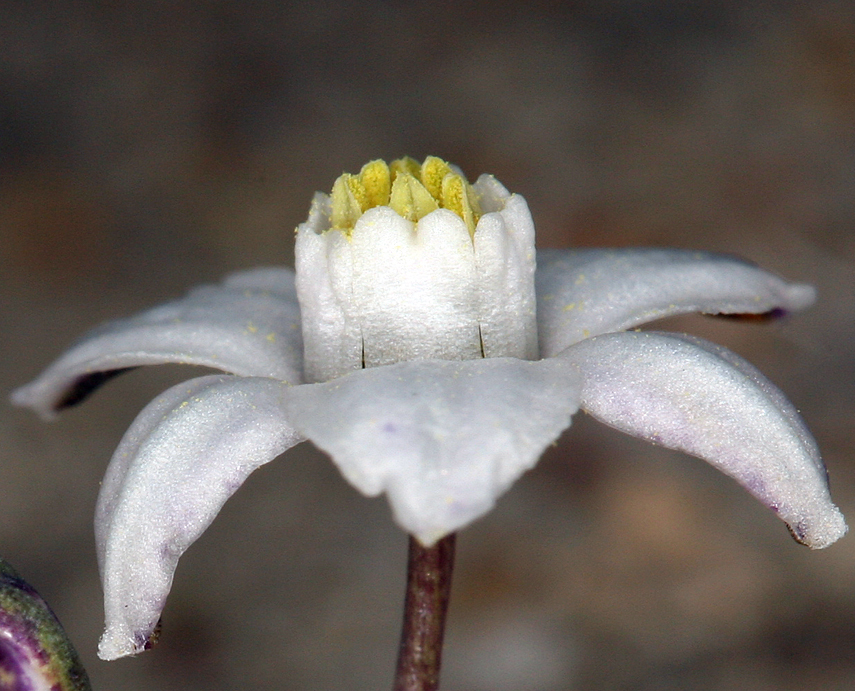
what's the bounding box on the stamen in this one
[389,173,438,222]
[330,174,364,231]
[359,160,391,209]
[421,156,454,200]
[327,156,482,233]
[390,156,422,182]
[441,173,481,238]
[346,174,369,212]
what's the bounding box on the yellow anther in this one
[326,156,481,234]
[421,156,453,200]
[389,172,438,222]
[358,159,391,209]
[345,174,369,212]
[440,173,481,237]
[389,156,422,182]
[330,174,363,231]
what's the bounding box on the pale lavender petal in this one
[11,269,303,419]
[286,358,582,546]
[222,266,299,299]
[560,331,846,549]
[95,375,302,660]
[536,249,817,357]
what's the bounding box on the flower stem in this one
[393,533,456,691]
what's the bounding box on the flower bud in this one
[0,556,91,691]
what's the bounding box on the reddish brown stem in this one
[393,533,456,691]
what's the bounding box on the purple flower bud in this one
[0,557,91,691]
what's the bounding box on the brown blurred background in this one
[2,1,855,689]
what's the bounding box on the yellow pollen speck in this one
[575,274,587,285]
[327,156,482,234]
[266,333,276,342]
[563,303,576,311]
[247,322,258,333]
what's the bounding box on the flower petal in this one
[349,207,483,366]
[560,331,846,549]
[294,198,365,383]
[472,176,539,360]
[536,249,817,357]
[286,358,582,546]
[95,375,302,660]
[297,205,486,381]
[221,266,299,299]
[11,269,303,418]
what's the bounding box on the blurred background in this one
[2,1,855,689]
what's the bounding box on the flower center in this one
[295,156,539,383]
[330,156,482,238]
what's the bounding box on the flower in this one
[12,156,846,661]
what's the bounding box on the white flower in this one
[11,157,846,662]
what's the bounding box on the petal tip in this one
[9,383,57,421]
[786,283,817,311]
[11,368,134,420]
[787,504,847,550]
[97,624,155,661]
[9,383,32,407]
